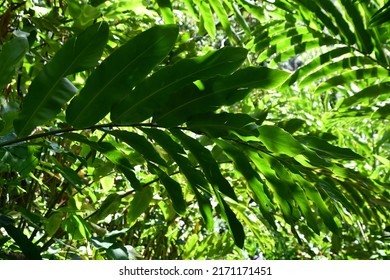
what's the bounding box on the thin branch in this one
[0,122,184,148]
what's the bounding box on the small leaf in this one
[126,187,154,227]
[106,243,129,260]
[89,237,114,250]
[66,25,179,128]
[92,193,122,222]
[14,22,109,137]
[156,0,175,24]
[194,0,216,38]
[61,133,141,190]
[0,36,28,89]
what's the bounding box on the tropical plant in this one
[0,0,389,260]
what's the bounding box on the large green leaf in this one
[258,125,305,157]
[284,47,352,87]
[169,129,247,246]
[218,196,245,248]
[209,0,231,34]
[14,22,109,137]
[153,67,289,126]
[298,56,374,88]
[314,67,389,94]
[316,0,356,45]
[293,174,339,234]
[370,1,390,26]
[62,214,92,240]
[342,0,373,54]
[66,24,179,128]
[0,36,28,89]
[111,47,248,124]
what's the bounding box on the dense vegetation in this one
[0,0,389,260]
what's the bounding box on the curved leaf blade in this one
[14,22,109,137]
[315,67,389,94]
[297,136,364,160]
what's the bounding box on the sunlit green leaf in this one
[258,125,305,157]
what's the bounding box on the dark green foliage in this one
[0,0,389,260]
